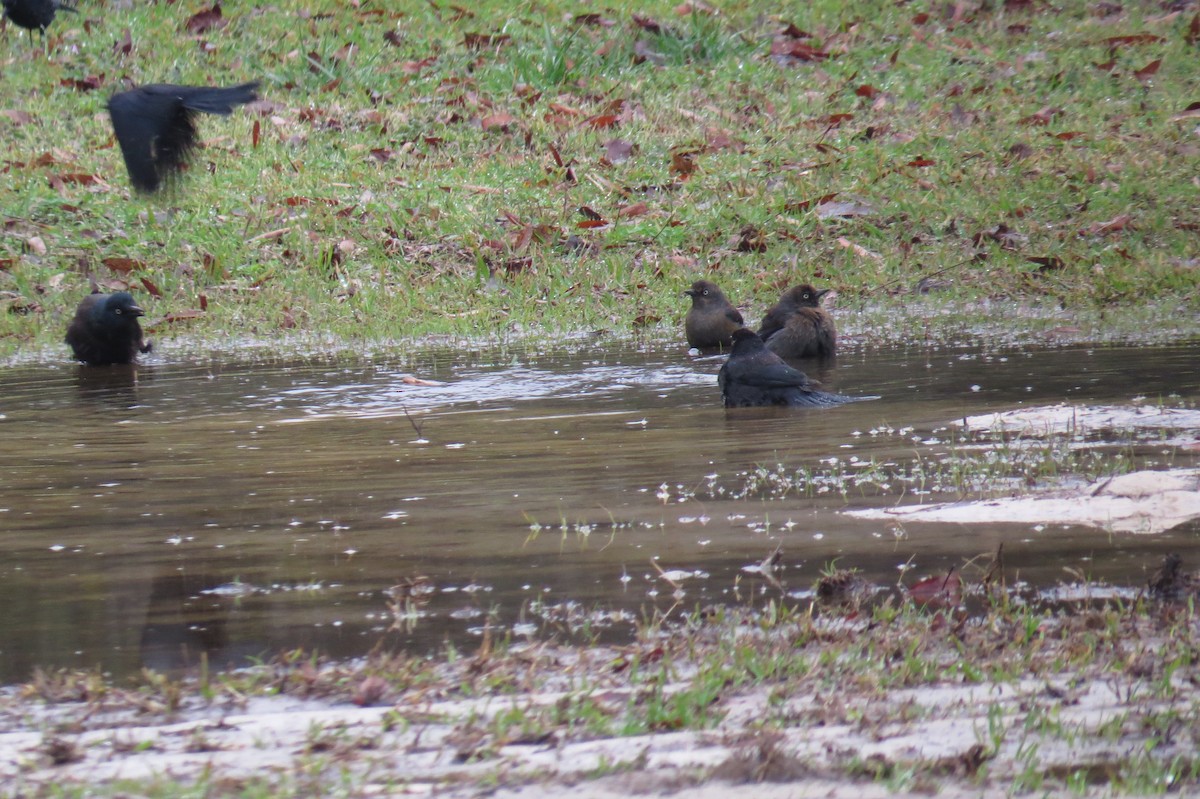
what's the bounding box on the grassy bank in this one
[1,1,1197,359]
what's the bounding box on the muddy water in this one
[0,341,1197,682]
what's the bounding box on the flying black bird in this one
[757,283,837,360]
[65,291,153,365]
[683,279,745,350]
[2,0,75,41]
[718,329,868,408]
[107,82,259,193]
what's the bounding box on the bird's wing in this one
[726,306,745,326]
[728,356,809,388]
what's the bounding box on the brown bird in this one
[683,279,745,350]
[757,283,836,360]
[718,329,870,408]
[65,291,152,365]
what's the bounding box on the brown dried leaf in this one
[1103,33,1165,49]
[163,310,204,323]
[0,110,33,125]
[669,151,699,179]
[60,75,104,92]
[1019,106,1062,126]
[735,225,768,253]
[909,572,963,609]
[185,3,225,35]
[113,28,132,56]
[1133,58,1161,82]
[463,32,511,49]
[816,198,876,219]
[770,38,830,62]
[1028,255,1065,271]
[481,112,515,131]
[585,113,620,129]
[1188,13,1200,46]
[617,202,649,218]
[139,276,163,298]
[102,257,142,274]
[1080,214,1133,236]
[604,139,634,163]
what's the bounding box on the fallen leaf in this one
[604,138,634,163]
[909,571,963,609]
[162,310,204,323]
[102,257,142,274]
[139,277,162,298]
[1019,107,1062,126]
[585,113,619,129]
[1188,13,1200,46]
[1028,255,1065,271]
[816,198,875,219]
[185,3,225,34]
[481,112,515,131]
[617,202,649,218]
[1133,58,1161,82]
[771,38,830,62]
[669,150,699,180]
[1103,33,1165,49]
[1080,214,1133,236]
[113,28,132,56]
[60,76,104,92]
[735,225,768,253]
[463,32,511,49]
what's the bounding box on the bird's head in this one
[97,292,145,323]
[684,279,727,307]
[783,284,831,308]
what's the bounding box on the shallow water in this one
[0,340,1197,682]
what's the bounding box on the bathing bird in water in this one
[65,291,152,365]
[683,279,745,351]
[719,329,868,408]
[757,283,837,360]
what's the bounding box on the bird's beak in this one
[128,305,145,317]
[683,289,697,297]
[816,289,832,300]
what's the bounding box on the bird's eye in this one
[803,293,811,299]
[702,289,710,295]
[114,308,123,315]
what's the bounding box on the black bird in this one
[757,283,837,360]
[65,291,153,365]
[718,329,868,408]
[107,82,260,193]
[2,0,75,41]
[683,279,745,350]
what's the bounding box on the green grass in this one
[1,0,1197,360]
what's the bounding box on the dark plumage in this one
[718,329,867,408]
[757,283,837,360]
[683,279,745,350]
[107,82,259,193]
[2,0,75,39]
[65,292,152,366]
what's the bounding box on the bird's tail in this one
[179,82,260,115]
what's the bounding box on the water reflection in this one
[0,341,1196,682]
